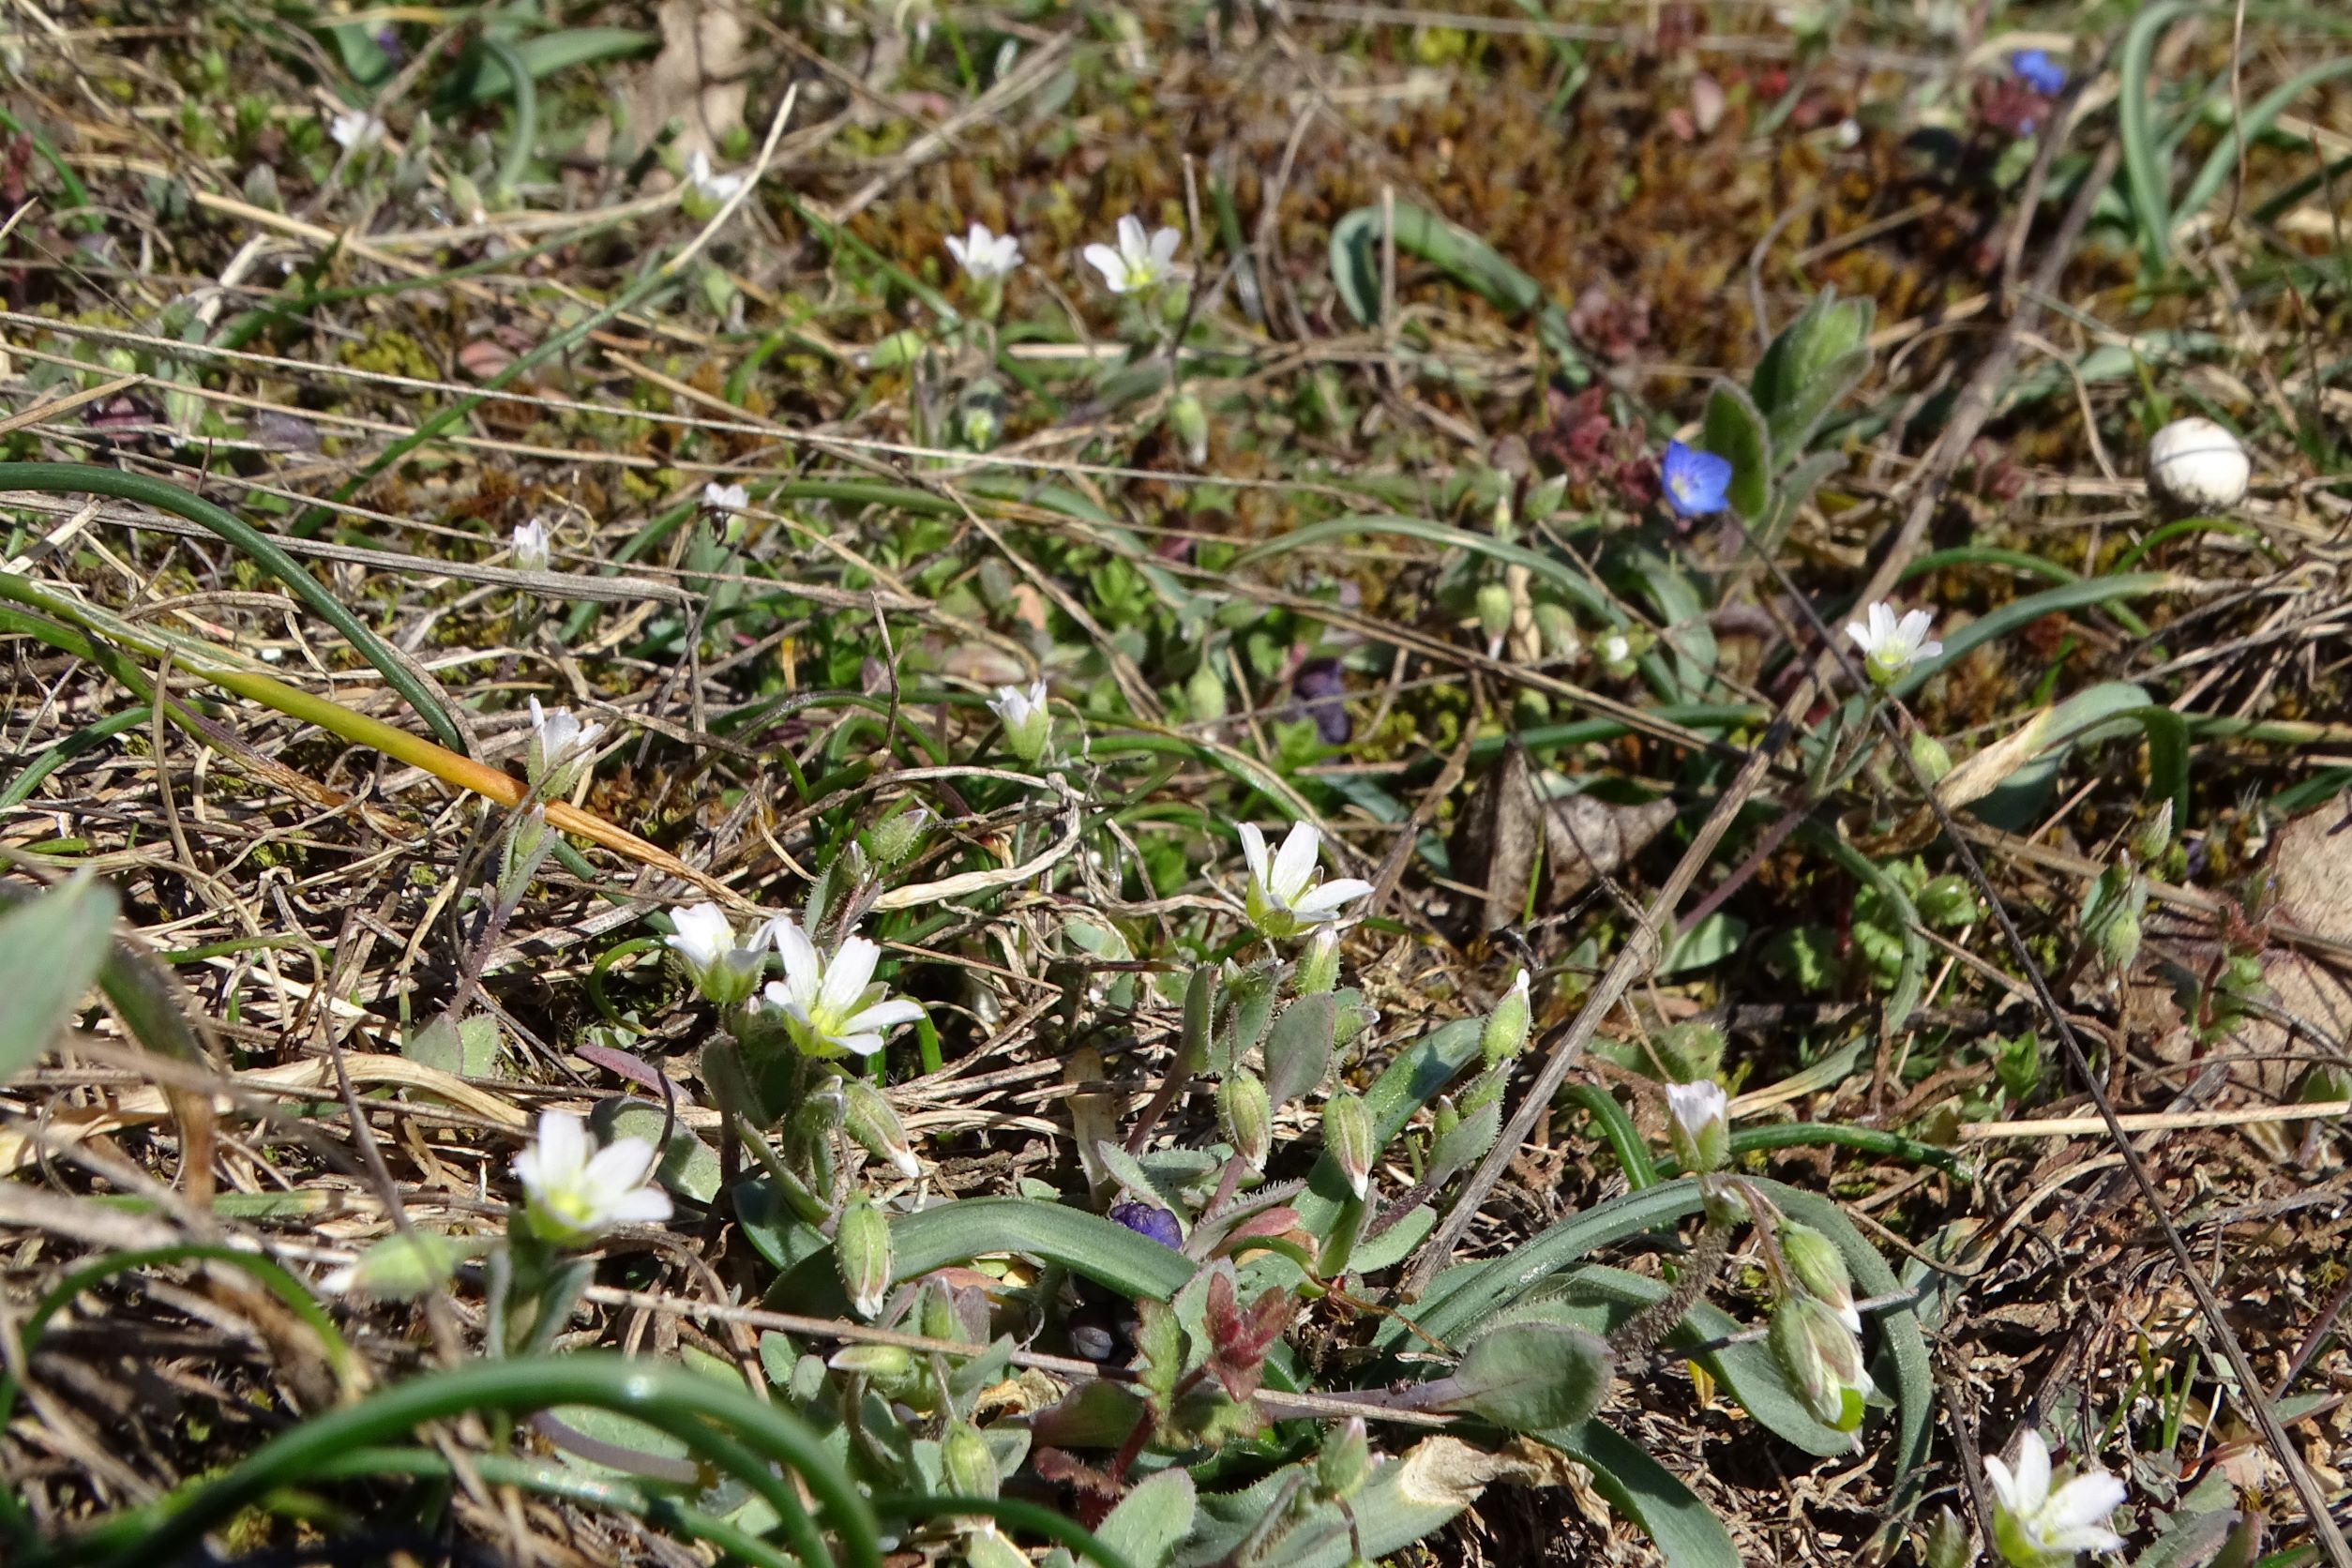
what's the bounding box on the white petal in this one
[1237,823,1270,886]
[821,936,882,1017]
[1868,601,1899,643]
[841,998,926,1034]
[771,918,823,1001]
[531,1110,587,1183]
[1149,226,1182,268]
[945,235,971,267]
[2043,1470,2126,1533]
[1293,877,1372,916]
[665,903,734,966]
[1082,243,1126,290]
[1916,639,1943,660]
[1116,213,1148,262]
[1271,822,1322,902]
[1844,619,1875,653]
[584,1136,660,1198]
[1983,1454,2021,1515]
[609,1186,675,1226]
[1898,609,1936,649]
[832,1031,886,1057]
[2010,1432,2053,1515]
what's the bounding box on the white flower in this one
[663,902,769,1006]
[988,680,1052,763]
[1598,631,1634,666]
[329,111,385,152]
[703,481,749,516]
[2146,415,2249,512]
[1664,1078,1728,1170]
[1082,214,1182,294]
[1844,601,1943,686]
[512,1109,673,1248]
[946,222,1023,282]
[524,698,605,795]
[1986,1431,2127,1566]
[686,148,745,204]
[511,517,550,573]
[1239,822,1373,940]
[761,918,927,1059]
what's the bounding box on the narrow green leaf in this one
[1536,1420,1741,1568]
[0,874,115,1079]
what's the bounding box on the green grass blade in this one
[2118,1,2199,274]
[0,873,115,1080]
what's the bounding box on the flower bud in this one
[1532,601,1582,662]
[2097,903,2142,973]
[2133,800,2175,866]
[1664,1079,1730,1173]
[1922,1506,1979,1568]
[1296,927,1340,996]
[862,806,931,870]
[1168,388,1209,464]
[1322,1089,1376,1199]
[1909,730,1953,783]
[1781,1221,1860,1332]
[1109,1199,1184,1248]
[1476,582,1514,649]
[1769,1290,1873,1436]
[827,1343,915,1380]
[1185,662,1227,722]
[1217,1070,1272,1172]
[1481,968,1531,1066]
[840,1076,920,1179]
[1316,1415,1371,1501]
[941,1420,1000,1499]
[834,1194,894,1319]
[2147,415,2250,512]
[865,328,927,371]
[988,681,1052,766]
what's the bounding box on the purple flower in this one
[2012,49,2066,96]
[1109,1200,1183,1249]
[1661,440,1733,519]
[1291,658,1350,746]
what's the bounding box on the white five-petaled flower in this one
[703,481,749,516]
[1083,214,1182,294]
[329,110,385,152]
[511,517,550,573]
[761,918,927,1059]
[685,148,746,204]
[524,698,605,795]
[512,1109,673,1248]
[1985,1431,2127,1567]
[946,222,1023,282]
[663,902,770,1007]
[1845,601,1943,687]
[2145,415,2250,512]
[988,680,1053,764]
[1238,822,1373,941]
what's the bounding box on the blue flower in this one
[2012,49,2065,96]
[1661,440,1733,519]
[1108,1200,1183,1249]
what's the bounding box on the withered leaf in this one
[1452,743,1676,931]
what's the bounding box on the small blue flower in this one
[1108,1200,1183,1249]
[1661,440,1733,519]
[2012,49,2066,96]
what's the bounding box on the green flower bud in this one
[865,328,927,371]
[2133,800,2175,867]
[1909,730,1953,783]
[834,1194,894,1320]
[1922,1506,1979,1568]
[861,806,931,870]
[2096,904,2142,973]
[1476,582,1514,646]
[1185,662,1227,722]
[1322,1089,1376,1199]
[1217,1070,1272,1171]
[1168,388,1209,464]
[1532,600,1582,661]
[1316,1415,1371,1501]
[839,1076,920,1180]
[1296,927,1340,996]
[1769,1291,1873,1437]
[827,1342,916,1380]
[988,681,1052,767]
[1780,1222,1859,1332]
[1481,967,1531,1066]
[941,1420,1001,1499]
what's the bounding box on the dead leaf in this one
[1391,1433,1589,1509]
[624,0,747,167]
[1451,746,1675,930]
